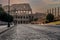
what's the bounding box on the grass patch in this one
[47,21,60,25]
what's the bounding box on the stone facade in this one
[3,3,33,24]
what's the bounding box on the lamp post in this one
[8,0,10,27]
[8,0,10,13]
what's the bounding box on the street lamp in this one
[8,0,10,27]
[8,0,10,13]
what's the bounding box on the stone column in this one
[49,9,51,13]
[20,11,21,14]
[52,8,54,15]
[31,10,32,14]
[58,7,59,16]
[28,11,29,14]
[55,8,56,17]
[16,10,18,24]
[47,9,49,14]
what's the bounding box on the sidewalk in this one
[0,24,14,34]
[0,25,7,33]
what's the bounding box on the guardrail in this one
[0,25,16,40]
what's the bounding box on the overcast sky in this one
[0,0,60,13]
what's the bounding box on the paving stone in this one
[0,24,60,40]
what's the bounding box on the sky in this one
[0,0,60,13]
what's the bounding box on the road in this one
[14,24,60,40]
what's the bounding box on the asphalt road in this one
[15,24,60,40]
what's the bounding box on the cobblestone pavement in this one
[14,24,60,40]
[0,24,60,40]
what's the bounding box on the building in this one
[31,13,46,24]
[47,7,60,17]
[3,3,33,24]
[33,12,46,19]
[46,7,60,20]
[3,3,46,24]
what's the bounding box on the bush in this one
[0,12,13,22]
[34,18,38,21]
[29,16,34,22]
[46,13,54,22]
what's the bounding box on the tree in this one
[29,16,34,22]
[0,7,13,27]
[46,13,54,22]
[33,18,38,21]
[29,15,38,22]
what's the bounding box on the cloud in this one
[0,0,60,13]
[28,0,47,12]
[0,0,8,5]
[10,0,28,4]
[43,0,60,4]
[0,0,29,5]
